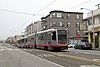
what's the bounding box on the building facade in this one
[84,8,100,48]
[6,35,24,45]
[41,10,84,44]
[25,21,42,36]
[25,23,34,35]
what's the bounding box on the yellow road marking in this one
[50,52,100,63]
[33,49,100,63]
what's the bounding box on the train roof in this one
[17,29,66,39]
[27,33,35,37]
[27,28,66,37]
[17,36,27,40]
[37,29,57,34]
[26,29,57,37]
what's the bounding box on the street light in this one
[81,8,95,49]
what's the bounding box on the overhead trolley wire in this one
[67,0,91,10]
[11,0,56,35]
[0,9,34,15]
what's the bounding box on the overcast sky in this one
[0,0,100,40]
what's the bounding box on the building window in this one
[52,13,56,18]
[42,19,46,22]
[50,14,52,18]
[76,22,80,28]
[52,22,57,26]
[99,15,100,24]
[59,22,63,26]
[76,14,80,20]
[57,22,64,26]
[57,13,62,18]
[88,19,92,25]
[27,29,28,31]
[67,14,70,19]
[43,25,47,30]
[50,13,56,18]
[49,22,52,27]
[67,22,71,27]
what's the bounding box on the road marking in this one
[50,52,100,63]
[8,49,13,50]
[35,50,43,51]
[92,59,100,61]
[92,59,100,62]
[0,48,20,51]
[20,50,64,67]
[64,54,100,63]
[22,49,27,50]
[36,54,54,57]
[80,65,100,67]
[0,49,4,51]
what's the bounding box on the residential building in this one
[33,21,42,33]
[6,36,14,44]
[25,23,34,35]
[25,21,42,36]
[6,35,24,45]
[41,10,84,44]
[84,8,100,48]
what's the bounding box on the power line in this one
[0,0,56,15]
[11,0,56,35]
[67,0,91,10]
[0,9,34,15]
[36,0,56,14]
[0,9,45,16]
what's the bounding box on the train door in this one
[51,31,57,45]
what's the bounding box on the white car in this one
[68,44,76,48]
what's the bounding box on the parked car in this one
[68,44,76,48]
[74,42,92,50]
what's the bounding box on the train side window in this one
[48,34,51,40]
[25,38,27,43]
[52,31,56,40]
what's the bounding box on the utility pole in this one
[96,3,100,9]
[81,8,95,49]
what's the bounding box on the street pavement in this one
[67,48,100,55]
[22,48,100,67]
[1,43,100,67]
[0,43,63,67]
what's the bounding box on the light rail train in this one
[16,29,68,51]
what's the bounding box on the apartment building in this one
[6,35,24,45]
[41,10,84,44]
[25,21,42,36]
[25,23,34,35]
[6,36,14,44]
[84,8,100,48]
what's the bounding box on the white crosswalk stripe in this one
[0,48,20,51]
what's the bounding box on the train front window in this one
[58,30,67,42]
[58,35,67,41]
